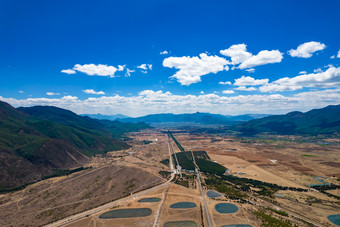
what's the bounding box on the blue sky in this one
[1,0,340,116]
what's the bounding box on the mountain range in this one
[1,100,339,191]
[81,113,129,121]
[116,112,270,125]
[234,104,340,135]
[0,101,148,190]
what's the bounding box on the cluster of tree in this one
[41,167,90,180]
[253,210,294,227]
[311,184,340,199]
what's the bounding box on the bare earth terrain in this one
[0,129,339,227]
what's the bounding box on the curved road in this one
[45,138,175,227]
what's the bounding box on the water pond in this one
[99,208,152,219]
[163,221,197,227]
[215,203,238,214]
[327,214,340,226]
[138,197,161,202]
[207,190,222,198]
[170,202,197,209]
[274,193,284,197]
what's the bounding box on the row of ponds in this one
[98,191,340,226]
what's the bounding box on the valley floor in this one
[1,129,339,227]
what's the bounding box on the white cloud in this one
[73,64,117,77]
[259,66,340,92]
[3,89,340,117]
[46,92,60,96]
[235,86,257,91]
[200,91,204,94]
[125,68,135,77]
[220,44,251,65]
[245,68,255,73]
[222,90,235,94]
[137,64,152,72]
[239,50,283,69]
[18,91,24,93]
[313,68,322,73]
[163,53,229,85]
[288,41,326,58]
[82,89,105,95]
[330,55,335,59]
[234,75,268,86]
[299,71,307,75]
[160,50,168,55]
[61,69,76,74]
[338,50,340,58]
[117,65,125,71]
[220,44,283,69]
[137,64,148,70]
[219,81,231,85]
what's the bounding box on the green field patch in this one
[301,154,316,157]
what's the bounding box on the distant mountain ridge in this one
[81,113,129,121]
[234,104,340,135]
[0,101,149,190]
[117,112,271,125]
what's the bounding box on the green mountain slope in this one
[0,101,149,190]
[234,105,340,135]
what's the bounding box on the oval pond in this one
[170,202,197,209]
[138,197,161,203]
[327,214,340,226]
[99,208,152,219]
[215,203,238,214]
[207,190,222,198]
[163,221,197,227]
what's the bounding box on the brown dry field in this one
[1,129,339,227]
[177,133,340,186]
[0,130,170,227]
[66,182,258,227]
[173,132,340,226]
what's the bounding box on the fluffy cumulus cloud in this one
[234,76,268,86]
[333,50,340,59]
[61,69,76,74]
[259,66,340,92]
[46,92,60,96]
[220,44,251,65]
[82,89,105,95]
[239,50,283,69]
[219,81,231,85]
[3,89,340,117]
[222,90,235,94]
[163,53,229,85]
[73,64,117,77]
[288,41,326,58]
[62,64,128,77]
[117,65,125,71]
[220,44,283,69]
